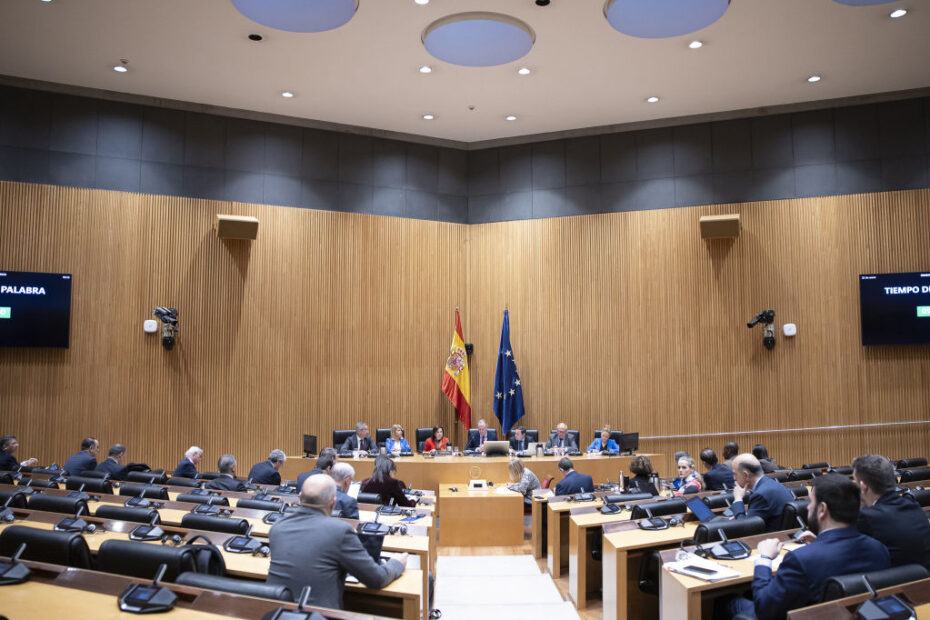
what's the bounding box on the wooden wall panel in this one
[1,181,929,478]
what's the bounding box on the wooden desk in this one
[568,507,634,608]
[788,578,930,619]
[437,485,523,546]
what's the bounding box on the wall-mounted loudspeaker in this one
[216,215,259,240]
[699,214,740,239]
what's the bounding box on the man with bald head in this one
[267,474,407,609]
[731,453,795,532]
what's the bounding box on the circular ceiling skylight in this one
[604,0,730,39]
[231,0,358,33]
[423,13,535,67]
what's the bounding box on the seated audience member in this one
[730,453,794,531]
[506,457,540,504]
[360,456,415,507]
[385,424,411,454]
[248,449,286,485]
[752,444,780,473]
[96,444,127,480]
[672,456,704,495]
[331,462,359,519]
[0,435,38,470]
[296,448,338,491]
[465,419,497,451]
[172,446,203,479]
[205,454,248,492]
[851,454,930,569]
[722,441,739,466]
[509,426,530,452]
[424,426,449,452]
[545,423,577,451]
[700,448,735,491]
[267,474,407,609]
[554,457,594,496]
[627,455,659,496]
[341,422,376,455]
[728,473,890,620]
[63,437,99,476]
[587,425,619,454]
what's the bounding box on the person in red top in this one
[423,426,449,453]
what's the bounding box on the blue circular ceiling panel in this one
[423,13,535,67]
[832,0,897,5]
[231,0,358,33]
[604,0,730,39]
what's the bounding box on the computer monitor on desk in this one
[483,441,510,457]
[303,434,317,458]
[619,432,638,456]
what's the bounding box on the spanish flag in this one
[442,309,471,429]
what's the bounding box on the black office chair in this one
[21,478,58,489]
[703,493,734,510]
[630,499,687,520]
[119,483,170,500]
[828,466,853,475]
[638,550,662,596]
[415,428,433,452]
[0,525,92,569]
[603,493,653,504]
[79,470,111,480]
[789,485,809,498]
[0,490,27,508]
[356,492,383,505]
[787,470,814,482]
[375,428,391,447]
[94,504,161,524]
[126,470,168,485]
[525,429,539,444]
[181,513,249,535]
[821,564,930,602]
[332,429,355,449]
[98,539,198,581]
[903,488,930,507]
[895,458,928,469]
[196,472,222,481]
[27,494,88,516]
[166,477,202,487]
[779,499,810,531]
[801,462,829,470]
[176,493,229,506]
[900,468,930,483]
[694,516,765,544]
[771,473,789,483]
[65,476,113,495]
[175,573,293,602]
[236,498,285,512]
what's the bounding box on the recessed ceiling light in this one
[807,75,821,83]
[889,8,907,18]
[414,0,429,4]
[281,91,295,98]
[646,96,659,103]
[419,65,432,74]
[113,65,128,73]
[505,115,517,121]
[422,114,435,120]
[517,67,531,76]
[689,40,703,49]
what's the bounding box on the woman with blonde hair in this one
[506,457,540,504]
[385,424,411,454]
[586,425,619,454]
[672,455,704,495]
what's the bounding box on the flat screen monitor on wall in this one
[859,271,930,346]
[0,270,72,348]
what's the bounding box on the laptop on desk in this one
[687,496,730,523]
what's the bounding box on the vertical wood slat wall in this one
[1,180,928,476]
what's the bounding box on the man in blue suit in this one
[95,444,127,480]
[248,449,286,485]
[700,448,734,491]
[509,426,530,452]
[331,462,359,519]
[554,457,594,496]
[465,419,498,451]
[730,453,794,531]
[172,446,202,479]
[63,437,98,476]
[729,473,890,620]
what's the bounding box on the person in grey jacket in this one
[267,474,407,609]
[506,457,540,504]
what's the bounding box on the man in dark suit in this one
[545,423,577,451]
[205,454,248,492]
[0,435,38,471]
[172,446,202,479]
[267,474,407,609]
[700,448,734,491]
[63,437,99,476]
[296,448,338,491]
[729,473,890,620]
[95,444,127,480]
[331,462,359,519]
[247,449,286,485]
[852,454,930,569]
[465,419,498,451]
[554,457,594,496]
[340,422,376,455]
[509,426,529,452]
[730,453,794,531]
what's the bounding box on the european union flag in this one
[493,310,525,433]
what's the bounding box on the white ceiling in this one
[1,0,929,144]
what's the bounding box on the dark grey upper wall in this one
[1,84,928,225]
[0,85,468,223]
[466,98,930,223]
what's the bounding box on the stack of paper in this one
[664,554,742,582]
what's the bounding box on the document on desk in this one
[665,556,741,582]
[346,553,420,583]
[495,486,521,495]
